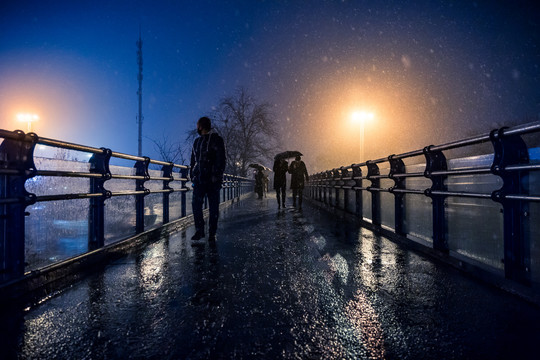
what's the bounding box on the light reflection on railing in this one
[307,121,540,294]
[0,128,254,284]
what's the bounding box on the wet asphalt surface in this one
[2,193,540,359]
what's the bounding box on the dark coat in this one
[272,159,288,189]
[190,129,226,186]
[288,160,308,189]
[255,169,265,194]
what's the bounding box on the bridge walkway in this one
[1,193,540,359]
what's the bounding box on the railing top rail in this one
[38,137,103,154]
[109,151,146,162]
[429,121,540,152]
[0,130,190,171]
[223,173,250,180]
[428,133,491,152]
[312,121,540,176]
[499,121,540,138]
[0,129,34,141]
[392,148,425,160]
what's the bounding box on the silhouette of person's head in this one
[197,116,212,135]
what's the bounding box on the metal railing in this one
[307,121,540,289]
[0,129,253,283]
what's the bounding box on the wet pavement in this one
[2,193,540,359]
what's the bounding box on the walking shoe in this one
[191,231,205,240]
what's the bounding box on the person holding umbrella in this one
[288,155,309,209]
[272,156,288,208]
[254,167,265,199]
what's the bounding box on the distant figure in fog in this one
[273,157,288,208]
[288,155,309,209]
[190,116,226,243]
[263,173,269,197]
[254,168,265,199]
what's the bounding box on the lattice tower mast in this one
[136,30,143,156]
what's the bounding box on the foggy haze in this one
[0,0,538,172]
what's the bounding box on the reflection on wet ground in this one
[1,194,540,359]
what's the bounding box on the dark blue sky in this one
[1,0,539,170]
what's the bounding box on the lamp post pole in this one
[359,120,365,162]
[17,113,39,133]
[351,111,374,163]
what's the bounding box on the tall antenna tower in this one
[136,29,143,156]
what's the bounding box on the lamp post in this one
[351,111,374,162]
[16,113,39,133]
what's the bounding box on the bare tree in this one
[212,87,279,176]
[148,133,190,166]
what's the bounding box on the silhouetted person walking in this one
[255,168,265,199]
[190,116,226,242]
[288,155,309,209]
[273,157,288,208]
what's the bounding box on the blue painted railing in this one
[308,121,540,295]
[0,129,253,284]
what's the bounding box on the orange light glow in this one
[16,113,39,132]
[351,111,375,124]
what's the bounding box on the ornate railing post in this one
[314,173,320,201]
[320,171,325,204]
[221,175,226,202]
[341,166,349,212]
[161,162,174,224]
[423,146,448,252]
[333,168,340,208]
[389,155,406,236]
[0,131,37,281]
[490,128,530,284]
[180,167,188,218]
[88,148,112,250]
[366,161,381,226]
[228,177,232,200]
[317,173,324,201]
[352,164,363,219]
[134,157,150,234]
[226,175,231,201]
[324,170,331,205]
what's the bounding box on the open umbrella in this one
[249,163,272,171]
[274,150,303,160]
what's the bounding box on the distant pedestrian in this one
[273,157,288,208]
[263,173,269,197]
[255,168,265,199]
[288,155,309,209]
[190,116,226,242]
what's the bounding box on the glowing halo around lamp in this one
[16,113,39,132]
[351,111,374,124]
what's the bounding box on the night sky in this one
[1,0,539,171]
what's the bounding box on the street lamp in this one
[351,111,374,162]
[16,113,39,133]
